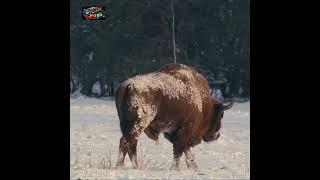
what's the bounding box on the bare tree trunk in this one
[110,81,114,96]
[99,79,108,97]
[171,0,176,64]
[81,80,95,97]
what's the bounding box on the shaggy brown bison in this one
[115,63,233,170]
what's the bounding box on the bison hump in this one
[122,65,210,113]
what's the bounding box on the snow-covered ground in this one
[70,96,250,179]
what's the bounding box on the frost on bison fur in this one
[115,63,233,170]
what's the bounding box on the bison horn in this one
[223,100,234,110]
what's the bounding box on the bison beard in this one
[115,63,233,170]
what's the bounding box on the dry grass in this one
[137,143,166,170]
[98,150,112,169]
[73,145,115,171]
[72,143,167,172]
[151,160,166,169]
[84,166,88,180]
[87,148,93,168]
[138,145,150,170]
[73,146,81,169]
[105,150,112,169]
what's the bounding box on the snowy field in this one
[70,96,250,179]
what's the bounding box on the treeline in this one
[70,0,250,98]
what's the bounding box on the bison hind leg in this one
[127,137,141,169]
[116,136,129,169]
[116,135,141,170]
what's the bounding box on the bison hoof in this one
[155,140,160,145]
[115,163,124,170]
[187,162,198,171]
[170,165,180,171]
[133,165,142,170]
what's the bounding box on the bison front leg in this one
[184,147,198,171]
[171,143,184,171]
[167,128,185,171]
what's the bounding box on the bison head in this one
[202,99,234,142]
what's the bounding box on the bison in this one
[115,63,233,170]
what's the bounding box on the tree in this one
[70,0,250,99]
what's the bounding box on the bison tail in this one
[115,83,131,134]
